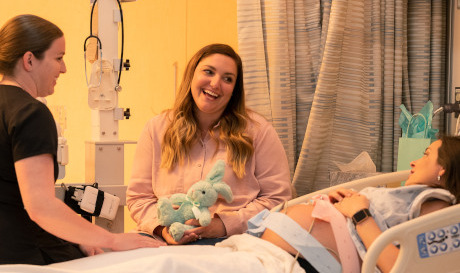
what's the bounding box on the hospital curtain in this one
[237,0,447,196]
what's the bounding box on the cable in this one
[90,0,97,35]
[116,0,124,88]
[84,0,102,88]
[83,35,102,87]
[433,107,443,116]
[86,0,125,89]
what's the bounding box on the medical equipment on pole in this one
[433,103,460,135]
[77,0,136,232]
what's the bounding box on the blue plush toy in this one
[157,160,233,241]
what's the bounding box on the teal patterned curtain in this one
[237,0,447,195]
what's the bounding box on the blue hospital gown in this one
[348,185,455,261]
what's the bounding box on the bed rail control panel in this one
[417,223,460,258]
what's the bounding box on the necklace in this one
[200,129,208,140]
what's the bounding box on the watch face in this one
[353,209,370,225]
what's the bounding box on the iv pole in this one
[85,0,135,233]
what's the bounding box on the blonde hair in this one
[161,44,253,178]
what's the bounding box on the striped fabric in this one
[237,0,446,196]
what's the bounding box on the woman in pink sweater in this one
[127,44,292,245]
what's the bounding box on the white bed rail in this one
[272,170,410,212]
[362,203,460,273]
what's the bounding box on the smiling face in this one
[405,140,445,187]
[190,53,237,126]
[31,36,66,97]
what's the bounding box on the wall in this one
[0,0,237,231]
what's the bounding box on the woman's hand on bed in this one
[79,244,104,256]
[110,233,166,250]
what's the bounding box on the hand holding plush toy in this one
[157,160,233,241]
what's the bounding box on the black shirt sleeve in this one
[10,100,58,162]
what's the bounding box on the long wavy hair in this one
[161,44,253,178]
[437,135,460,202]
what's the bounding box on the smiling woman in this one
[127,43,293,246]
[30,37,66,97]
[191,53,237,133]
[0,14,164,265]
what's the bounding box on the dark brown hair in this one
[437,135,460,202]
[0,14,63,76]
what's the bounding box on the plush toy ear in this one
[205,160,226,184]
[213,182,233,203]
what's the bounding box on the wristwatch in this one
[352,208,371,226]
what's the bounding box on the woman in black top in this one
[0,14,164,265]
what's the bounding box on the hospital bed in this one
[0,170,459,273]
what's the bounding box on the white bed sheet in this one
[0,234,304,273]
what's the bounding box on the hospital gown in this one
[348,185,456,260]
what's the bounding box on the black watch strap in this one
[352,208,371,226]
